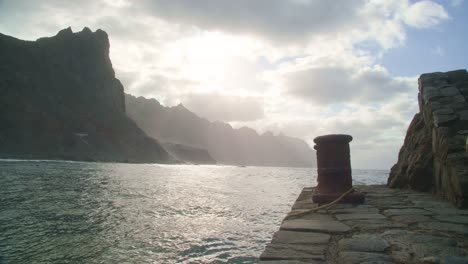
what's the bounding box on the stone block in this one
[447,69,468,82]
[280,219,351,234]
[335,213,386,221]
[418,222,468,234]
[422,86,442,102]
[260,243,326,261]
[342,219,406,231]
[258,260,323,264]
[391,214,431,224]
[271,231,330,244]
[458,110,468,120]
[460,87,468,96]
[426,207,468,215]
[434,108,454,115]
[448,101,468,111]
[383,208,432,216]
[452,94,467,103]
[338,234,389,253]
[433,215,468,224]
[440,86,460,96]
[338,251,393,264]
[433,113,458,127]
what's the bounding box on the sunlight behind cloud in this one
[0,0,458,169]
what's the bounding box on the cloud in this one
[400,0,449,28]
[278,63,414,105]
[257,92,418,169]
[183,93,264,122]
[139,0,364,44]
[0,0,451,168]
[133,0,449,51]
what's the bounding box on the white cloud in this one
[270,58,414,105]
[0,0,451,168]
[400,0,449,28]
[183,93,265,122]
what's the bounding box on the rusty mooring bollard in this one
[312,134,364,204]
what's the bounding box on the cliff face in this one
[125,94,316,167]
[163,143,216,165]
[0,28,170,163]
[388,69,468,208]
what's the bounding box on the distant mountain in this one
[125,94,316,167]
[0,28,171,163]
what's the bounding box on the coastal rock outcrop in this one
[0,28,171,163]
[162,143,216,165]
[125,94,316,167]
[388,69,468,208]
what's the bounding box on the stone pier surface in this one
[259,185,468,264]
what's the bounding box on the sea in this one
[0,160,388,264]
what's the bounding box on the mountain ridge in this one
[125,94,316,167]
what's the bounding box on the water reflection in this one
[0,161,387,263]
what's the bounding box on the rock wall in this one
[0,28,171,163]
[388,69,468,208]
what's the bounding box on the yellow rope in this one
[285,188,355,220]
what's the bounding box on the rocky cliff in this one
[0,28,170,163]
[388,69,468,208]
[163,143,216,165]
[125,94,316,167]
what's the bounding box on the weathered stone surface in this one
[418,222,468,234]
[258,260,322,264]
[329,206,379,214]
[335,213,386,221]
[420,256,468,264]
[271,231,330,245]
[260,186,468,264]
[434,108,455,115]
[426,207,468,215]
[260,243,325,261]
[292,200,317,210]
[411,199,450,208]
[383,208,432,216]
[387,113,433,191]
[390,214,431,224]
[280,219,351,233]
[388,69,468,208]
[433,113,458,127]
[440,86,460,96]
[458,110,468,120]
[338,235,389,253]
[338,251,393,264]
[383,231,466,263]
[423,86,443,101]
[343,219,405,231]
[433,215,468,224]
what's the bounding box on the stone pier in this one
[259,185,468,264]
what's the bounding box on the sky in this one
[1,0,467,169]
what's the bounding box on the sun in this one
[162,31,262,93]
